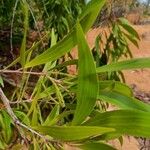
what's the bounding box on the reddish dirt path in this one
[86,24,150,92]
[123,25,150,92]
[86,24,150,150]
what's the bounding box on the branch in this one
[0,88,52,142]
[0,69,75,77]
[0,69,47,76]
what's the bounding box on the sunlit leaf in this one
[11,144,24,150]
[84,110,150,138]
[98,91,150,112]
[0,111,12,143]
[33,138,40,150]
[79,142,116,150]
[96,57,150,73]
[72,21,98,125]
[99,81,133,97]
[0,76,4,87]
[5,33,49,69]
[15,111,30,125]
[123,32,139,48]
[25,0,106,68]
[34,126,114,141]
[51,28,57,47]
[50,79,65,107]
[0,138,7,150]
[43,105,60,126]
[118,18,140,40]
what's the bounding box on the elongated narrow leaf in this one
[43,105,60,126]
[72,22,98,125]
[123,32,139,48]
[96,57,150,73]
[0,137,7,150]
[118,18,140,40]
[79,142,116,150]
[51,80,65,107]
[34,126,114,141]
[15,111,30,125]
[25,30,75,68]
[51,28,57,47]
[0,111,12,143]
[38,86,55,99]
[30,31,57,100]
[0,76,4,87]
[25,0,106,68]
[98,91,150,112]
[84,110,150,138]
[99,81,133,97]
[51,59,78,70]
[5,33,49,69]
[79,0,105,20]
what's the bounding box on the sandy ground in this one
[123,25,150,92]
[85,24,150,150]
[66,24,150,150]
[87,24,150,92]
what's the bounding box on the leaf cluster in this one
[0,0,150,150]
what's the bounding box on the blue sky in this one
[139,0,147,2]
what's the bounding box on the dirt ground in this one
[87,24,150,93]
[123,25,150,92]
[86,24,150,150]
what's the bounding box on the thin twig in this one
[0,88,53,142]
[0,69,76,79]
[0,69,75,77]
[0,69,47,76]
[9,99,32,104]
[0,87,26,141]
[0,88,18,121]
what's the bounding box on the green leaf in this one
[50,79,65,107]
[51,28,57,47]
[84,110,150,138]
[98,91,150,112]
[43,110,74,127]
[32,105,38,126]
[25,29,75,68]
[0,111,12,143]
[96,57,150,73]
[34,126,114,141]
[118,18,140,40]
[0,138,7,150]
[72,22,98,125]
[43,105,60,126]
[0,76,4,87]
[11,144,24,150]
[97,132,122,141]
[37,86,55,99]
[14,111,30,125]
[79,142,116,150]
[25,0,106,68]
[5,33,49,69]
[123,32,139,48]
[98,81,150,112]
[33,138,40,150]
[51,59,78,70]
[99,81,133,97]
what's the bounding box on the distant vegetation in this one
[0,0,150,149]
